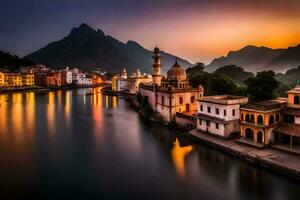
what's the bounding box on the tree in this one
[214,65,253,84]
[244,71,279,101]
[186,62,205,76]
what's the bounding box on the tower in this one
[121,67,127,78]
[152,46,162,86]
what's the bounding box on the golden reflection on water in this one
[0,94,8,135]
[171,138,193,180]
[25,92,35,135]
[65,91,71,128]
[92,92,104,145]
[112,96,117,109]
[47,92,55,135]
[12,93,24,139]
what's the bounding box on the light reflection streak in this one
[25,92,35,135]
[47,92,55,135]
[171,138,193,180]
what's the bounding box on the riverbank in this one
[0,83,111,94]
[188,129,300,180]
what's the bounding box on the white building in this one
[61,67,73,85]
[116,68,128,92]
[197,95,248,138]
[72,68,92,85]
[128,69,152,94]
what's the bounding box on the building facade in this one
[61,67,73,85]
[127,69,152,94]
[139,47,204,122]
[197,95,248,138]
[240,99,286,145]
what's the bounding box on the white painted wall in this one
[198,102,240,121]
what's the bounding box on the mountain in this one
[206,45,284,73]
[264,44,300,72]
[0,50,33,72]
[25,23,192,73]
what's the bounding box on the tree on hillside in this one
[214,65,254,84]
[186,62,205,76]
[244,71,279,101]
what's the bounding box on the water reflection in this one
[0,88,299,199]
[171,138,193,180]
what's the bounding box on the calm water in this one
[0,87,299,200]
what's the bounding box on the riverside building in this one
[197,95,248,138]
[139,47,204,123]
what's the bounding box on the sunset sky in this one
[1,0,300,63]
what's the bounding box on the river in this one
[0,87,299,199]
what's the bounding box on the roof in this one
[274,123,300,137]
[282,107,300,117]
[198,95,248,105]
[241,99,286,111]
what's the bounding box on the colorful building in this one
[0,72,4,86]
[273,84,300,149]
[3,73,23,86]
[61,67,73,85]
[197,95,248,138]
[139,47,204,123]
[21,73,35,86]
[240,99,286,145]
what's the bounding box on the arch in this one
[276,114,280,122]
[179,97,183,104]
[257,131,263,143]
[245,128,254,141]
[246,114,250,123]
[191,96,195,103]
[269,115,274,125]
[294,96,300,105]
[257,115,263,125]
[250,114,255,123]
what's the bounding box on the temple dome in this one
[167,58,187,80]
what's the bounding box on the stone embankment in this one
[188,129,300,180]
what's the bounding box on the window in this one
[200,105,203,111]
[199,119,202,125]
[215,108,219,115]
[276,114,280,122]
[191,96,195,103]
[216,123,219,129]
[232,109,235,116]
[294,96,300,105]
[162,96,165,105]
[206,120,210,127]
[179,97,183,104]
[224,110,227,116]
[207,107,211,113]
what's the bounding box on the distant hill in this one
[25,23,193,74]
[205,45,290,73]
[0,50,33,72]
[276,65,300,86]
[264,44,300,72]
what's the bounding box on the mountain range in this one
[25,23,193,74]
[206,44,300,73]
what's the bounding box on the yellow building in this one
[21,73,35,86]
[112,75,117,91]
[0,72,4,86]
[4,73,22,86]
[240,99,286,146]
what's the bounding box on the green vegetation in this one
[214,65,253,84]
[275,65,300,87]
[244,71,279,101]
[187,64,285,101]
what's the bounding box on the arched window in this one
[245,128,254,141]
[294,96,300,105]
[257,131,263,143]
[269,115,274,125]
[162,96,165,105]
[191,96,195,103]
[246,114,250,123]
[250,114,255,123]
[276,114,280,122]
[257,115,263,125]
[179,97,183,104]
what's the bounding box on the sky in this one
[1,0,300,64]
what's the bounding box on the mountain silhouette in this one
[25,23,193,73]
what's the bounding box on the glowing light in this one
[171,138,193,180]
